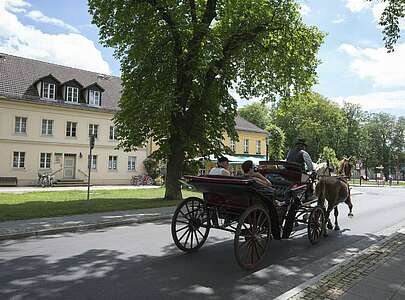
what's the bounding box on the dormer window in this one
[89,90,101,106]
[66,86,79,103]
[43,82,55,99]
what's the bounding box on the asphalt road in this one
[1,187,405,300]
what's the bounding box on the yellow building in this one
[0,53,147,186]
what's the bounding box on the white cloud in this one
[26,10,79,33]
[344,0,370,12]
[300,4,311,16]
[0,0,111,74]
[3,0,30,13]
[332,91,405,114]
[333,14,345,24]
[339,43,405,88]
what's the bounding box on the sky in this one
[0,0,404,117]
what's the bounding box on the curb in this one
[275,227,405,300]
[0,214,173,241]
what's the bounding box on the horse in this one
[314,159,354,232]
[315,176,353,232]
[338,157,352,179]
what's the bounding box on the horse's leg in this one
[345,196,354,217]
[334,206,340,231]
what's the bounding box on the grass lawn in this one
[0,188,201,222]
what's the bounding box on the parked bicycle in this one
[37,172,55,187]
[130,174,154,186]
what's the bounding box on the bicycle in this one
[131,174,154,186]
[37,172,55,187]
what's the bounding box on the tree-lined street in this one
[1,187,405,299]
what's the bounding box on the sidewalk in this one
[277,228,405,300]
[0,185,160,193]
[0,206,175,240]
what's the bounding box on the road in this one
[1,187,404,300]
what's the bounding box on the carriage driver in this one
[209,156,231,176]
[286,138,314,183]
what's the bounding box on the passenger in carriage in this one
[286,138,314,183]
[208,156,231,176]
[241,160,272,187]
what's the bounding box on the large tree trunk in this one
[164,146,185,200]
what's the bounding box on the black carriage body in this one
[184,175,283,239]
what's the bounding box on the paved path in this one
[277,228,405,299]
[0,185,160,193]
[0,206,175,240]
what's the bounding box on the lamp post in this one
[265,132,272,161]
[87,134,95,202]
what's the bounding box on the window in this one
[109,126,117,140]
[88,155,97,170]
[256,140,261,154]
[230,140,236,152]
[66,121,77,137]
[13,152,25,168]
[88,124,99,139]
[89,90,101,106]
[128,156,136,171]
[66,86,79,103]
[43,82,55,99]
[243,139,249,154]
[15,116,27,134]
[108,155,118,170]
[41,119,53,136]
[40,153,51,169]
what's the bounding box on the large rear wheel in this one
[307,206,325,245]
[234,205,271,270]
[171,197,210,252]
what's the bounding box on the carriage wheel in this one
[171,197,210,253]
[234,205,271,270]
[307,206,325,245]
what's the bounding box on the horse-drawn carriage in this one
[171,160,327,270]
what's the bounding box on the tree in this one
[342,102,365,160]
[89,0,324,200]
[368,0,405,52]
[272,92,346,160]
[363,113,396,176]
[266,124,285,160]
[238,102,271,130]
[319,146,339,170]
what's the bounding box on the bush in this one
[143,158,160,179]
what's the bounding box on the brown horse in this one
[315,176,353,232]
[338,157,352,179]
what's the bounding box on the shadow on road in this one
[0,227,386,300]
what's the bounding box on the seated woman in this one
[241,160,272,187]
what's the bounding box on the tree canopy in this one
[238,102,271,130]
[369,0,405,51]
[89,0,325,199]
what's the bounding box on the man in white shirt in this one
[209,156,231,176]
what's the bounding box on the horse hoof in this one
[334,226,340,231]
[348,213,354,218]
[327,223,333,230]
[323,232,329,237]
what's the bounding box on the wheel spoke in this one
[196,228,205,239]
[176,224,189,233]
[190,228,194,248]
[178,227,190,242]
[183,230,191,248]
[194,230,199,246]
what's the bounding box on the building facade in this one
[0,53,146,186]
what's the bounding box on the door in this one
[63,154,76,179]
